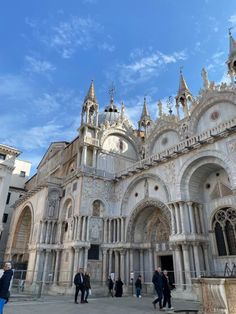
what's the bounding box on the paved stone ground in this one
[5,296,200,314]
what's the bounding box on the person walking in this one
[152,267,163,310]
[135,275,142,298]
[74,268,85,304]
[114,277,123,297]
[83,271,91,303]
[107,276,114,297]
[0,262,13,314]
[162,270,174,310]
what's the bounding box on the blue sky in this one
[0,0,236,175]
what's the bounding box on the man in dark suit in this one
[152,267,163,310]
[0,262,13,313]
[74,268,85,304]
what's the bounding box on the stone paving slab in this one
[5,296,200,314]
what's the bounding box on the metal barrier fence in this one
[10,268,236,298]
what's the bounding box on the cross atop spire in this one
[84,80,97,103]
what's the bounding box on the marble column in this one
[194,204,201,234]
[40,222,45,243]
[56,222,62,243]
[86,217,90,241]
[130,249,134,273]
[73,247,80,277]
[174,203,181,234]
[149,249,153,282]
[120,251,125,281]
[84,248,88,270]
[103,219,108,242]
[182,244,191,289]
[139,249,144,279]
[117,219,120,242]
[125,249,130,284]
[179,202,185,234]
[108,249,113,276]
[198,204,205,234]
[121,217,125,242]
[203,244,210,274]
[53,249,61,284]
[45,222,50,244]
[187,202,196,234]
[82,145,87,166]
[115,251,119,278]
[77,216,81,240]
[170,204,176,235]
[174,246,184,290]
[113,220,116,243]
[42,250,50,283]
[193,244,201,277]
[108,219,112,243]
[82,216,86,241]
[102,250,108,283]
[33,250,42,282]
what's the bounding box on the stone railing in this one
[115,117,236,180]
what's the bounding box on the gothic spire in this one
[138,97,152,132]
[229,29,236,57]
[178,69,191,94]
[175,69,192,118]
[84,80,97,103]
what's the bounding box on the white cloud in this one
[25,56,56,74]
[48,16,103,58]
[99,42,115,52]
[206,51,225,72]
[229,14,236,26]
[117,49,187,85]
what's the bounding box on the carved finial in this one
[229,27,233,36]
[201,67,209,89]
[157,100,163,117]
[121,101,125,119]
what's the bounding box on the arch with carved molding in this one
[147,124,181,156]
[100,128,140,158]
[177,149,236,200]
[190,92,236,133]
[126,197,171,243]
[120,173,170,216]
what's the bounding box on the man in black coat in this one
[152,267,163,310]
[0,262,13,313]
[74,268,85,304]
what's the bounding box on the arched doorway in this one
[11,206,32,270]
[127,199,173,283]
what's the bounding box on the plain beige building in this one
[4,31,236,298]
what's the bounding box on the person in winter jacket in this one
[0,262,13,314]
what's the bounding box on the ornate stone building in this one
[5,32,236,295]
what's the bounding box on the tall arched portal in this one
[127,199,173,283]
[11,206,32,270]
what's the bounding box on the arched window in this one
[213,208,236,256]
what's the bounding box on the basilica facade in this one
[5,32,236,295]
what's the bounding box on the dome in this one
[98,111,122,125]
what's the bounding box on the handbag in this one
[89,289,92,295]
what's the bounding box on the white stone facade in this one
[5,33,236,295]
[0,158,31,261]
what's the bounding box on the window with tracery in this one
[213,208,236,256]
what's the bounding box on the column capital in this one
[102,249,108,255]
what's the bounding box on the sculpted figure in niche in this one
[48,190,60,218]
[93,200,101,217]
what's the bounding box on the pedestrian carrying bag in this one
[89,289,92,295]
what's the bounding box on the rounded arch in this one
[11,204,33,264]
[190,95,236,133]
[100,129,140,158]
[177,150,236,201]
[148,127,181,155]
[120,173,170,215]
[126,198,171,242]
[60,196,74,220]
